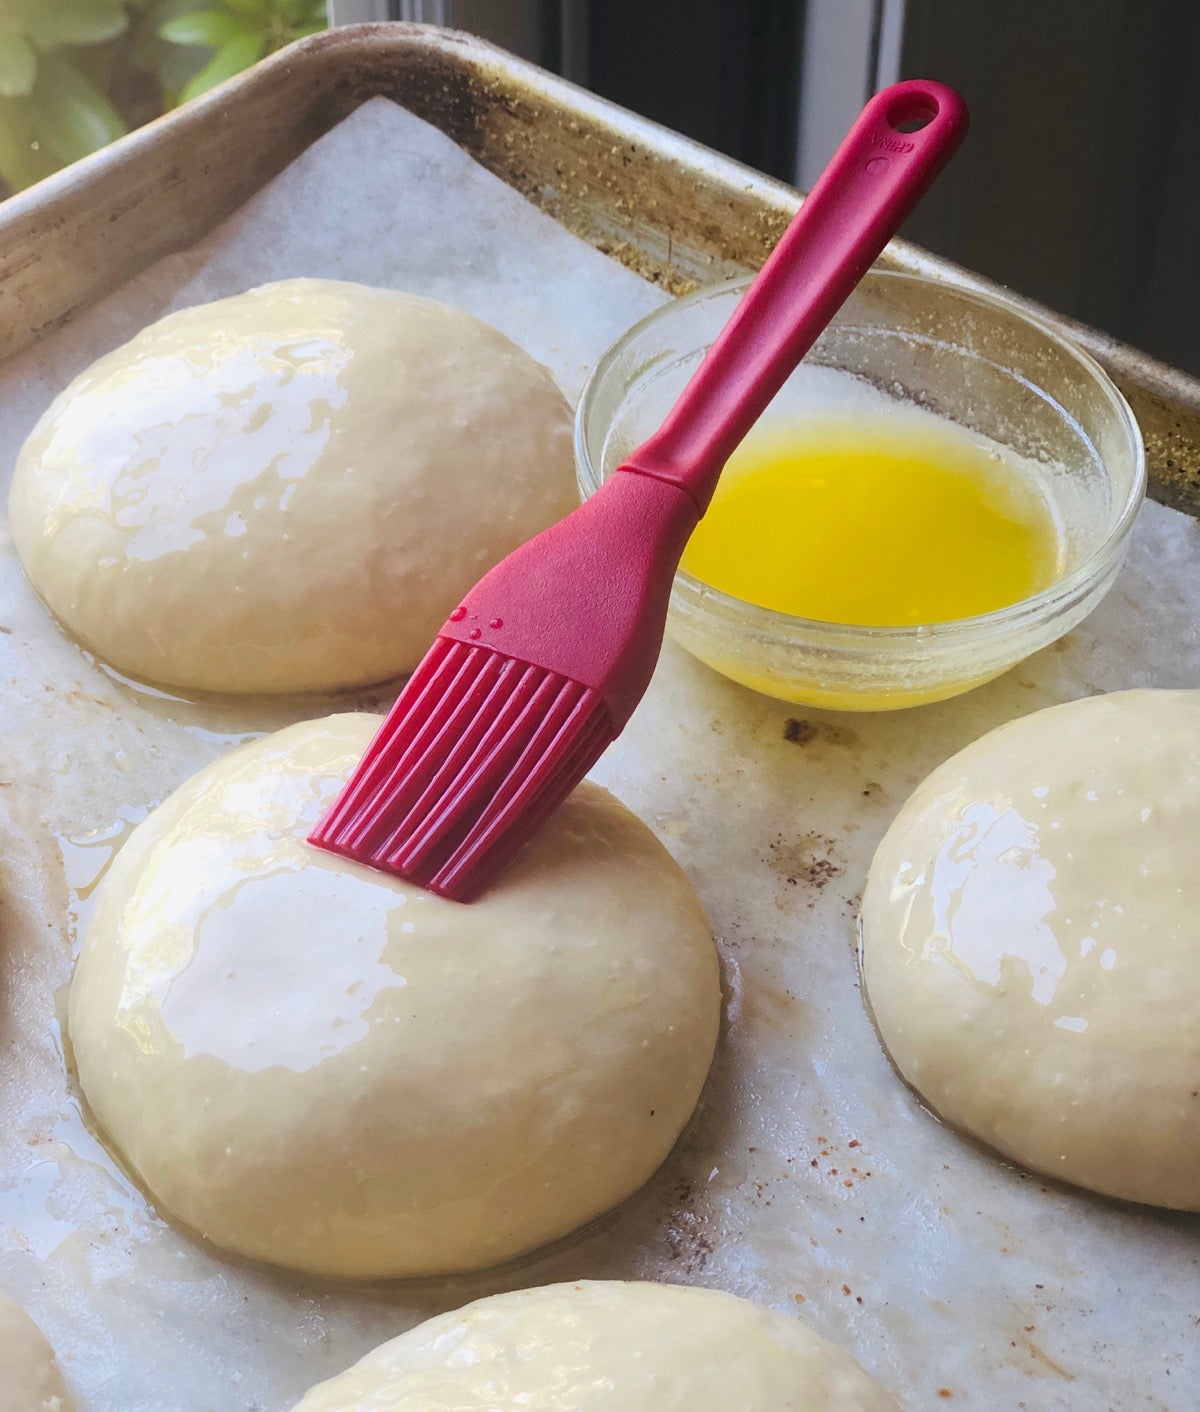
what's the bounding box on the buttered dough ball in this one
[291,1281,898,1411]
[0,1294,73,1412]
[69,715,719,1278]
[9,279,575,694]
[862,689,1200,1209]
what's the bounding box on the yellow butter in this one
[682,413,1060,627]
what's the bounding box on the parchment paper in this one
[0,97,1197,1412]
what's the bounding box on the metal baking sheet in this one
[0,30,1197,1412]
[2,24,1198,514]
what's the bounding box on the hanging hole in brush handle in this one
[885,88,941,132]
[626,79,969,513]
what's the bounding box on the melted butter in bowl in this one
[680,412,1062,628]
[577,270,1145,711]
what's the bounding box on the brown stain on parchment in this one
[660,1177,714,1275]
[1007,1326,1075,1382]
[767,831,844,908]
[782,717,861,751]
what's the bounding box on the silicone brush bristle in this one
[309,638,613,901]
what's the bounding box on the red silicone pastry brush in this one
[310,80,968,901]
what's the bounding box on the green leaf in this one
[177,31,261,104]
[0,2,36,27]
[280,0,328,24]
[156,43,210,93]
[29,53,128,166]
[298,0,329,27]
[26,1,129,49]
[159,10,248,47]
[130,0,206,83]
[0,95,62,191]
[0,31,37,97]
[224,0,272,19]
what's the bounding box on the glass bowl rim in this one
[574,268,1147,647]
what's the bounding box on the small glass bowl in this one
[575,270,1145,711]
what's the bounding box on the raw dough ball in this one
[862,689,1200,1209]
[9,279,575,694]
[0,1294,73,1412]
[290,1280,898,1411]
[69,715,719,1278]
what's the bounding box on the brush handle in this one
[622,79,968,512]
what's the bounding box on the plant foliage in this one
[0,0,327,193]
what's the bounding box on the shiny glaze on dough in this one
[291,1281,898,1411]
[862,689,1200,1209]
[69,715,720,1278]
[0,1294,74,1412]
[9,279,575,694]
